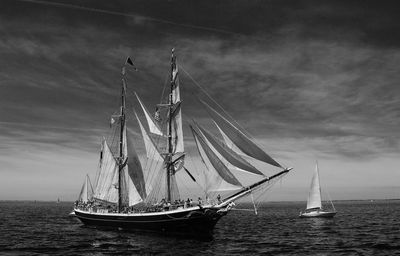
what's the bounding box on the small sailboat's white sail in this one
[135,92,164,136]
[79,174,94,203]
[200,100,282,168]
[306,163,322,210]
[300,162,336,218]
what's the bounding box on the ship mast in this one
[166,49,175,202]
[118,75,127,213]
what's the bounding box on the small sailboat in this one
[299,162,336,218]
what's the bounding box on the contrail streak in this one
[18,0,243,37]
[0,121,105,133]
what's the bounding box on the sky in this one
[0,0,399,201]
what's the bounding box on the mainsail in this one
[306,163,322,210]
[120,125,147,206]
[93,140,119,203]
[200,100,282,168]
[79,174,94,202]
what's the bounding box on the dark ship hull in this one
[74,206,227,236]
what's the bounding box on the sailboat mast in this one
[118,77,126,212]
[166,49,175,202]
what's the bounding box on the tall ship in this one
[72,49,292,236]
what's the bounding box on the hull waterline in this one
[73,206,226,236]
[299,210,336,218]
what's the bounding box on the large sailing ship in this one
[72,49,292,236]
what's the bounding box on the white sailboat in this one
[299,162,336,218]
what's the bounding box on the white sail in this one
[93,140,119,203]
[193,132,242,193]
[170,53,184,153]
[78,174,93,202]
[201,100,282,168]
[195,122,263,176]
[135,92,164,136]
[306,163,322,210]
[134,112,164,195]
[121,124,146,206]
[134,111,164,163]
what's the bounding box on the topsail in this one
[170,51,184,153]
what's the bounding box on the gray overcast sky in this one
[0,0,399,201]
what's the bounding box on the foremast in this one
[118,72,127,212]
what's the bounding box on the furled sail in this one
[191,125,242,187]
[306,163,322,210]
[170,51,184,153]
[194,122,264,176]
[93,140,119,203]
[79,174,94,202]
[135,92,164,136]
[201,100,282,168]
[121,123,147,206]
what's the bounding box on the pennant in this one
[126,57,138,71]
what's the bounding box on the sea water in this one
[0,200,399,255]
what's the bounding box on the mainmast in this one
[118,74,127,212]
[166,48,175,202]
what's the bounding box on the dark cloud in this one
[0,0,400,199]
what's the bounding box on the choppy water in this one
[0,200,399,255]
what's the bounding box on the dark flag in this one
[122,57,138,75]
[126,57,138,71]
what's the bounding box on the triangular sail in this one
[306,163,322,210]
[191,125,242,187]
[134,112,165,195]
[93,140,119,203]
[134,111,164,163]
[78,174,94,202]
[193,131,241,193]
[135,92,163,136]
[121,123,147,206]
[201,100,282,168]
[194,122,264,176]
